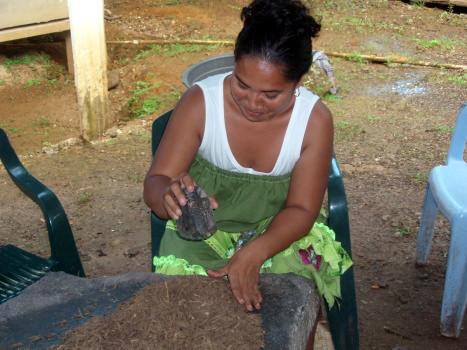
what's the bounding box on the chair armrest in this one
[0,128,84,277]
[149,110,173,270]
[151,110,172,156]
[328,155,352,256]
[326,154,360,350]
[150,212,168,271]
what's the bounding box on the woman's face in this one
[230,55,299,122]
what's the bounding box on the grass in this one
[366,115,381,123]
[133,91,180,119]
[1,53,49,68]
[77,193,93,204]
[438,152,448,160]
[134,43,221,62]
[411,171,428,185]
[345,51,369,64]
[24,80,41,88]
[128,81,161,106]
[415,37,464,51]
[2,52,67,92]
[335,121,364,142]
[127,81,180,119]
[33,117,52,128]
[128,175,144,182]
[434,125,454,133]
[396,224,415,237]
[447,74,466,86]
[409,0,426,8]
[322,93,342,103]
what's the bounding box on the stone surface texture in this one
[177,186,217,240]
[0,272,320,350]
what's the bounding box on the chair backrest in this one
[447,102,467,165]
[0,128,85,277]
[150,108,359,350]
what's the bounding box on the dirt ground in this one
[0,0,466,349]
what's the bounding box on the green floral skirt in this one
[154,210,352,308]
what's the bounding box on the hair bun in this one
[241,0,320,38]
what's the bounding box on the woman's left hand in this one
[207,248,263,311]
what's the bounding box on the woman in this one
[144,0,351,312]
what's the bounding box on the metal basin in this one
[182,53,234,88]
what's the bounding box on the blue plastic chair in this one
[415,102,467,338]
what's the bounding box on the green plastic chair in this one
[150,109,359,350]
[0,128,85,304]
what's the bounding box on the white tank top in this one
[196,72,319,176]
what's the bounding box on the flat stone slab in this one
[0,272,320,349]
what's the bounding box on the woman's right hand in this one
[162,173,195,220]
[162,173,218,220]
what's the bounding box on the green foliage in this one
[134,43,220,62]
[128,81,162,110]
[396,224,415,237]
[77,193,93,204]
[438,152,448,160]
[447,74,467,85]
[24,80,42,88]
[322,92,342,103]
[128,81,180,119]
[2,54,47,67]
[411,171,428,185]
[409,0,426,8]
[416,37,464,50]
[346,52,369,64]
[434,125,454,133]
[335,121,364,142]
[366,115,381,123]
[128,175,144,182]
[133,91,180,119]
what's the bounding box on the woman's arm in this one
[250,99,333,256]
[208,100,334,311]
[143,86,208,220]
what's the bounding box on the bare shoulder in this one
[168,85,205,133]
[302,99,334,150]
[309,99,333,129]
[149,85,206,177]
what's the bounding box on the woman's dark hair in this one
[234,0,321,82]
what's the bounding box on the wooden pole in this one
[323,51,467,70]
[67,0,109,141]
[64,31,74,75]
[105,39,466,70]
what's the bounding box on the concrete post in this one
[67,0,109,141]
